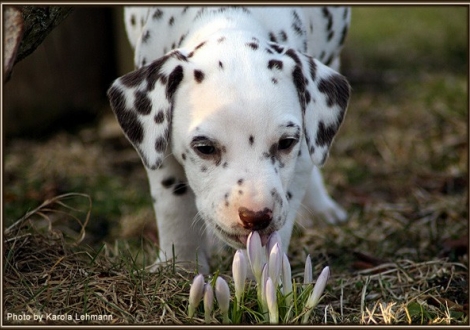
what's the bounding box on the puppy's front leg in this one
[145,155,210,274]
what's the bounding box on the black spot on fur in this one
[134,90,152,115]
[195,41,206,50]
[170,50,188,62]
[287,191,292,200]
[168,16,174,26]
[201,166,207,172]
[130,15,136,26]
[324,54,334,66]
[269,32,277,42]
[182,153,186,161]
[173,183,187,195]
[153,9,163,20]
[271,78,278,84]
[279,30,288,41]
[142,30,150,43]
[249,135,254,145]
[305,90,311,104]
[339,24,349,46]
[327,30,334,42]
[268,60,283,70]
[154,110,165,124]
[120,69,144,88]
[194,70,205,83]
[107,86,144,145]
[285,49,302,67]
[316,121,337,147]
[178,33,187,47]
[155,136,167,152]
[144,55,171,91]
[308,57,317,81]
[219,61,224,69]
[218,36,226,43]
[291,10,304,36]
[238,179,244,185]
[166,65,184,100]
[270,43,284,54]
[292,65,307,113]
[246,42,259,50]
[222,162,228,168]
[318,74,350,110]
[161,177,175,188]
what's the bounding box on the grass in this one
[3,6,468,325]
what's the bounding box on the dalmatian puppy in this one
[108,6,351,273]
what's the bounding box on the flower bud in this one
[304,254,313,285]
[265,277,278,324]
[215,276,231,324]
[247,231,265,285]
[260,263,269,312]
[203,283,213,323]
[232,249,247,305]
[188,274,205,318]
[281,252,293,305]
[302,266,330,324]
[268,242,282,286]
[266,231,282,260]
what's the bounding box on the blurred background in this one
[3,6,468,255]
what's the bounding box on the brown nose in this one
[238,207,273,231]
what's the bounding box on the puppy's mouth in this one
[214,224,272,249]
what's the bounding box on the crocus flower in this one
[302,266,330,324]
[247,231,265,285]
[203,283,213,324]
[215,276,231,324]
[304,254,313,285]
[232,249,247,307]
[260,263,269,313]
[266,231,282,260]
[265,277,278,324]
[281,252,293,306]
[188,274,205,318]
[268,242,282,286]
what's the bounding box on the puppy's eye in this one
[278,138,297,151]
[195,145,216,155]
[191,136,219,159]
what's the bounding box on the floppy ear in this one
[285,49,350,166]
[107,51,188,170]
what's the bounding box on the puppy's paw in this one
[314,198,348,225]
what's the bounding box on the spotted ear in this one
[107,51,188,170]
[287,49,350,166]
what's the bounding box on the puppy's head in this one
[108,34,350,249]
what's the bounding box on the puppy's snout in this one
[238,207,272,231]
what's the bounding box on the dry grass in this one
[3,6,468,326]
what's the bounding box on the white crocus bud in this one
[232,249,247,307]
[302,266,330,324]
[266,231,282,260]
[247,231,265,285]
[260,263,269,313]
[265,277,279,324]
[281,252,293,306]
[215,276,231,324]
[188,274,205,318]
[203,283,214,324]
[304,254,313,285]
[268,242,282,286]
